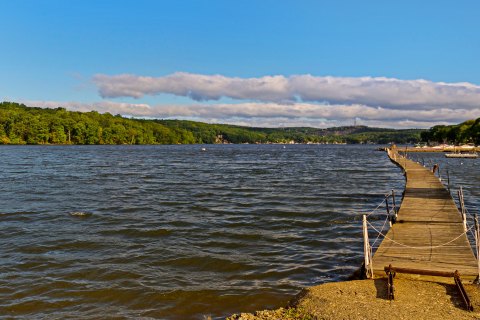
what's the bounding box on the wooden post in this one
[475,214,480,282]
[362,215,371,278]
[386,194,392,227]
[391,189,396,214]
[447,169,450,193]
[458,189,463,214]
[391,190,398,222]
[458,187,467,233]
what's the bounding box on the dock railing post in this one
[458,187,467,233]
[391,189,396,212]
[447,169,450,193]
[362,215,372,278]
[475,214,480,283]
[391,189,398,222]
[385,193,393,226]
[457,189,462,212]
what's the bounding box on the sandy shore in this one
[227,278,480,319]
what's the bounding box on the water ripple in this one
[0,145,438,319]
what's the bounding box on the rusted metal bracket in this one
[454,270,473,311]
[383,265,474,311]
[385,264,395,300]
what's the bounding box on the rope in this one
[366,220,474,249]
[371,215,390,249]
[469,229,476,242]
[465,206,475,218]
[360,196,389,218]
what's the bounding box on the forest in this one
[0,101,423,145]
[420,119,480,145]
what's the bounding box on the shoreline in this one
[399,147,479,153]
[227,278,480,319]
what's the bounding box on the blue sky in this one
[1,0,480,128]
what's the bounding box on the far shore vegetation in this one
[0,101,450,146]
[421,119,480,145]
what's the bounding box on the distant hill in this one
[421,119,480,144]
[0,101,423,145]
[158,120,423,144]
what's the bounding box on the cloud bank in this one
[20,72,480,129]
[24,100,478,129]
[93,72,480,110]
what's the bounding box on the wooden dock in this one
[369,148,478,281]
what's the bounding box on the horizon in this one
[2,100,430,131]
[1,1,480,129]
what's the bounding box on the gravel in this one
[227,278,480,319]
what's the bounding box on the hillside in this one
[421,119,480,144]
[0,101,423,145]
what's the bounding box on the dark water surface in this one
[0,145,477,319]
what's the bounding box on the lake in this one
[0,145,477,319]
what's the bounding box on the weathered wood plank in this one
[370,148,478,281]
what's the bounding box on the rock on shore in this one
[227,278,480,320]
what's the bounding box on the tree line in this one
[421,119,480,145]
[0,101,423,145]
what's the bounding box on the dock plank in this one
[370,148,478,281]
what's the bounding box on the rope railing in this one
[370,215,390,249]
[361,189,399,278]
[362,148,480,280]
[366,220,475,249]
[363,196,388,218]
[361,185,480,279]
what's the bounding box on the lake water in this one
[0,145,477,319]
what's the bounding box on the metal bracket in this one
[385,264,396,300]
[383,265,474,311]
[454,270,473,311]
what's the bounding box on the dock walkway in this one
[370,148,478,281]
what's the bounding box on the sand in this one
[227,278,480,320]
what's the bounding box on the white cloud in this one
[93,72,480,110]
[25,100,153,115]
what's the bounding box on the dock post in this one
[391,190,398,222]
[447,169,450,193]
[458,188,464,215]
[362,215,372,278]
[391,189,396,213]
[457,189,462,212]
[475,214,480,283]
[458,187,467,233]
[386,194,392,226]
